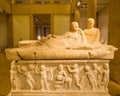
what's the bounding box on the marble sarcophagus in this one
[5,21,117,96]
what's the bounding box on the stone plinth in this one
[9,60,111,96]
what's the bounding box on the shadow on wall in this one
[0,51,11,95]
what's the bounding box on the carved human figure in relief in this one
[101,63,109,91]
[28,64,36,74]
[67,64,82,90]
[92,63,102,88]
[84,18,100,47]
[18,66,36,90]
[82,65,97,90]
[10,62,19,90]
[36,65,50,91]
[55,65,72,90]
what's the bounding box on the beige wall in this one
[13,15,30,46]
[12,4,71,14]
[80,12,87,30]
[98,7,109,43]
[109,0,120,86]
[0,14,8,49]
[0,0,11,14]
[53,15,70,35]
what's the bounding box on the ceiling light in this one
[77,0,81,7]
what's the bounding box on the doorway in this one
[34,14,50,40]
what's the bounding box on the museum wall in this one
[98,7,109,43]
[0,0,11,14]
[53,15,70,35]
[13,15,30,46]
[109,0,120,84]
[11,4,71,14]
[79,12,87,30]
[0,14,8,49]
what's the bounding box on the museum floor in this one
[0,51,120,96]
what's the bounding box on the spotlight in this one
[0,8,4,13]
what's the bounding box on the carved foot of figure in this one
[105,88,108,92]
[30,87,34,90]
[78,85,82,90]
[92,87,95,91]
[41,89,50,91]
